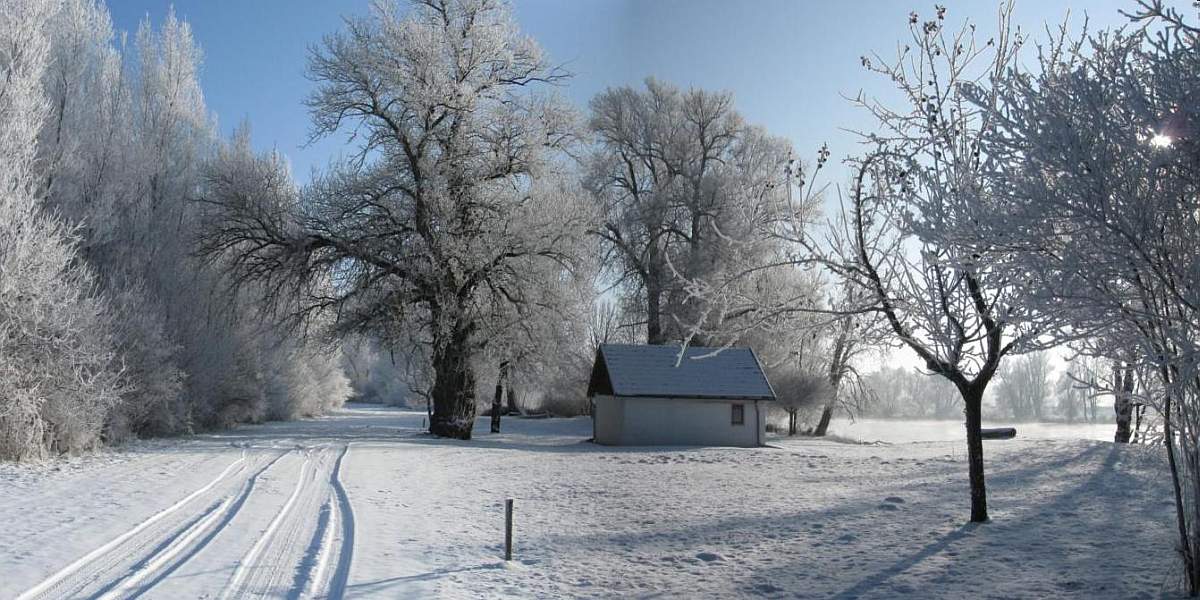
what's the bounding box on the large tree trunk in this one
[430,335,477,440]
[788,411,798,436]
[963,386,988,523]
[1113,362,1134,443]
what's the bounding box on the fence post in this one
[504,498,514,561]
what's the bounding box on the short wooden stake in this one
[504,498,514,561]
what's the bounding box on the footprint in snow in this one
[878,503,900,511]
[696,552,724,562]
[883,496,906,504]
[752,582,785,594]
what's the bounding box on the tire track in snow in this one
[229,443,357,600]
[221,454,314,599]
[293,497,336,598]
[16,452,250,600]
[298,443,356,600]
[91,451,289,600]
[325,443,356,600]
[94,499,229,600]
[257,450,328,596]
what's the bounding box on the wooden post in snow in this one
[504,499,514,561]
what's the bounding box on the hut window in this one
[731,404,745,425]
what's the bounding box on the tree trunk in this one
[963,387,989,523]
[646,280,664,345]
[1132,404,1145,444]
[1113,362,1134,443]
[813,405,834,437]
[815,321,851,437]
[788,411,798,436]
[1087,381,1098,423]
[490,362,507,434]
[813,373,842,437]
[430,336,477,440]
[1160,371,1199,594]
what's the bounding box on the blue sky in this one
[107,0,1145,185]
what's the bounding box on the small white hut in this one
[586,344,776,447]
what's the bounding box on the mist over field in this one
[828,419,1116,444]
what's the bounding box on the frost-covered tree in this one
[200,0,591,439]
[805,284,884,436]
[993,352,1051,421]
[37,1,193,435]
[482,261,598,426]
[762,332,830,436]
[966,0,1200,583]
[822,4,1038,522]
[862,367,960,419]
[586,79,794,345]
[28,1,349,443]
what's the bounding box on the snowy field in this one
[0,403,1179,599]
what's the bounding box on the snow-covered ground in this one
[0,403,1179,599]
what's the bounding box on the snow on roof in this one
[587,344,776,401]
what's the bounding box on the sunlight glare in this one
[1150,132,1174,148]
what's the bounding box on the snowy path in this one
[0,404,1182,598]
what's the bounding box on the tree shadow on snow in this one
[828,523,981,599]
[984,442,1111,489]
[821,444,1167,598]
[344,562,504,595]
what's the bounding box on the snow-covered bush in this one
[263,337,352,421]
[767,368,829,435]
[533,392,590,418]
[0,0,126,460]
[105,282,186,437]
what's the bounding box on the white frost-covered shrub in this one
[0,0,125,459]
